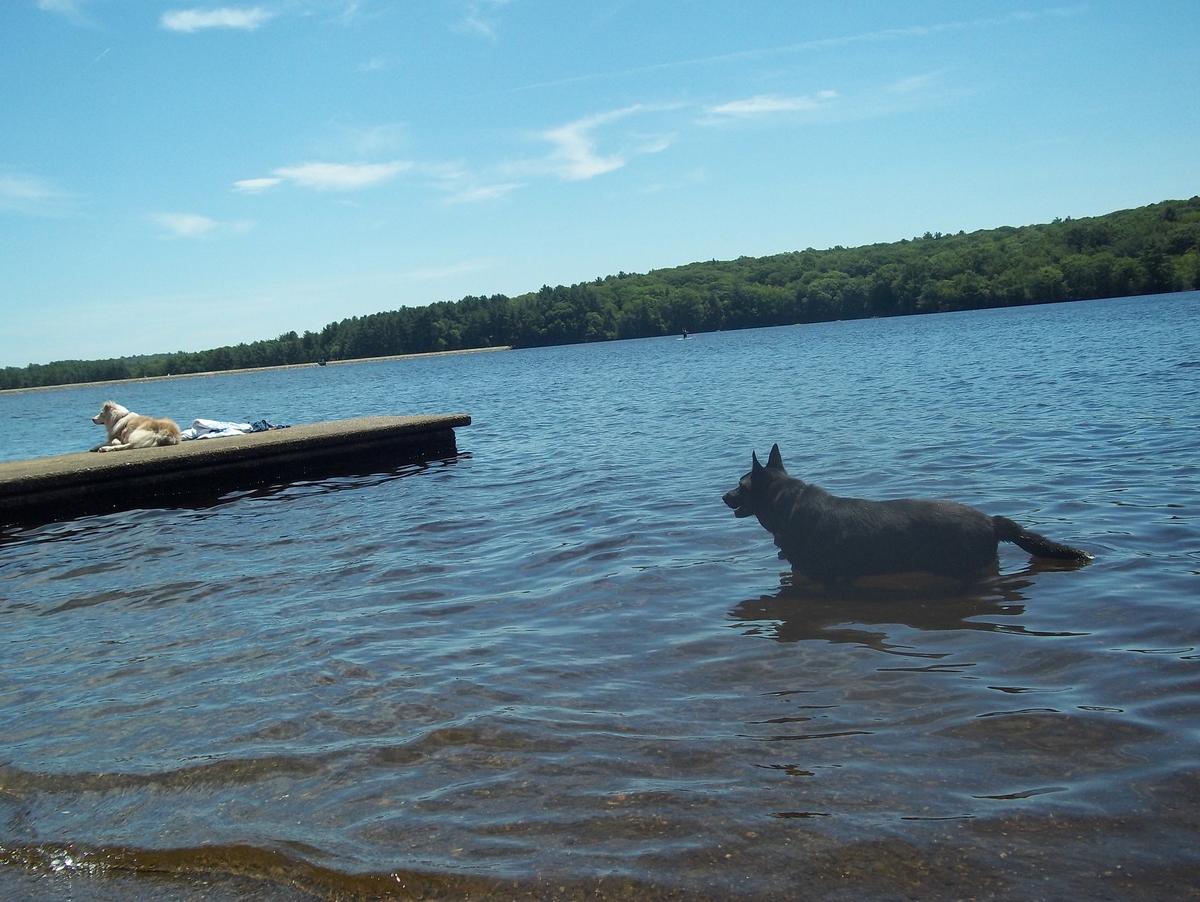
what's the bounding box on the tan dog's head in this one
[92,400,130,429]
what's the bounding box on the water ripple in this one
[1,294,1199,898]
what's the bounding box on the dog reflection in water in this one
[723,444,1090,590]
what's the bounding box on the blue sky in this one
[1,1,1197,366]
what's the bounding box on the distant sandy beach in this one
[0,346,512,396]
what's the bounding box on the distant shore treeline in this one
[5,197,1199,390]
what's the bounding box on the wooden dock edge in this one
[0,414,470,527]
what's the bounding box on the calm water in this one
[1,293,1198,900]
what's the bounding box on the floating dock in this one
[0,413,470,527]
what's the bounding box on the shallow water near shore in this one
[1,293,1198,899]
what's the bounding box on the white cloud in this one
[507,9,1086,96]
[638,166,708,196]
[150,212,219,237]
[704,90,838,121]
[0,172,72,216]
[418,161,469,185]
[161,6,273,33]
[408,162,521,204]
[150,212,253,238]
[886,72,942,94]
[402,257,497,281]
[539,105,651,181]
[337,122,409,157]
[269,160,411,190]
[234,158,414,194]
[36,0,99,26]
[455,0,511,42]
[636,135,674,156]
[36,0,86,18]
[329,1,363,25]
[445,182,523,204]
[0,174,55,204]
[233,177,284,194]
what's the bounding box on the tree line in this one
[5,197,1199,390]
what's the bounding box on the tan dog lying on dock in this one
[91,400,181,452]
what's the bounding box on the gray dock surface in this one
[0,413,470,526]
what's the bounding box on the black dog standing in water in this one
[723,445,1091,586]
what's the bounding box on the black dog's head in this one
[722,443,787,518]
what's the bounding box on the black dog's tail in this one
[993,516,1092,562]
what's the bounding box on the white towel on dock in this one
[180,418,253,440]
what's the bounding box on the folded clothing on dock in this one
[181,418,290,440]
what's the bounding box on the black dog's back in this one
[767,481,1000,582]
[723,444,1089,584]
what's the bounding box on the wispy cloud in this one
[503,7,1087,95]
[273,160,411,190]
[406,162,523,205]
[0,172,72,216]
[35,0,93,25]
[36,0,82,13]
[702,90,838,123]
[402,257,497,281]
[327,0,364,26]
[236,70,944,205]
[541,113,628,181]
[536,105,669,181]
[855,69,970,118]
[35,0,106,27]
[638,166,708,196]
[161,6,274,33]
[885,71,943,94]
[233,177,284,194]
[455,0,511,42]
[150,212,218,237]
[335,122,410,157]
[445,182,523,204]
[150,212,253,238]
[237,160,411,192]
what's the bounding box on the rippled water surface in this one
[2,294,1198,900]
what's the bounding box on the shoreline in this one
[0,346,512,396]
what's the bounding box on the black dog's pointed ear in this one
[767,444,784,471]
[752,450,763,474]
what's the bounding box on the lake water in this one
[1,293,1198,900]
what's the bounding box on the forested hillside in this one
[5,197,1199,390]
